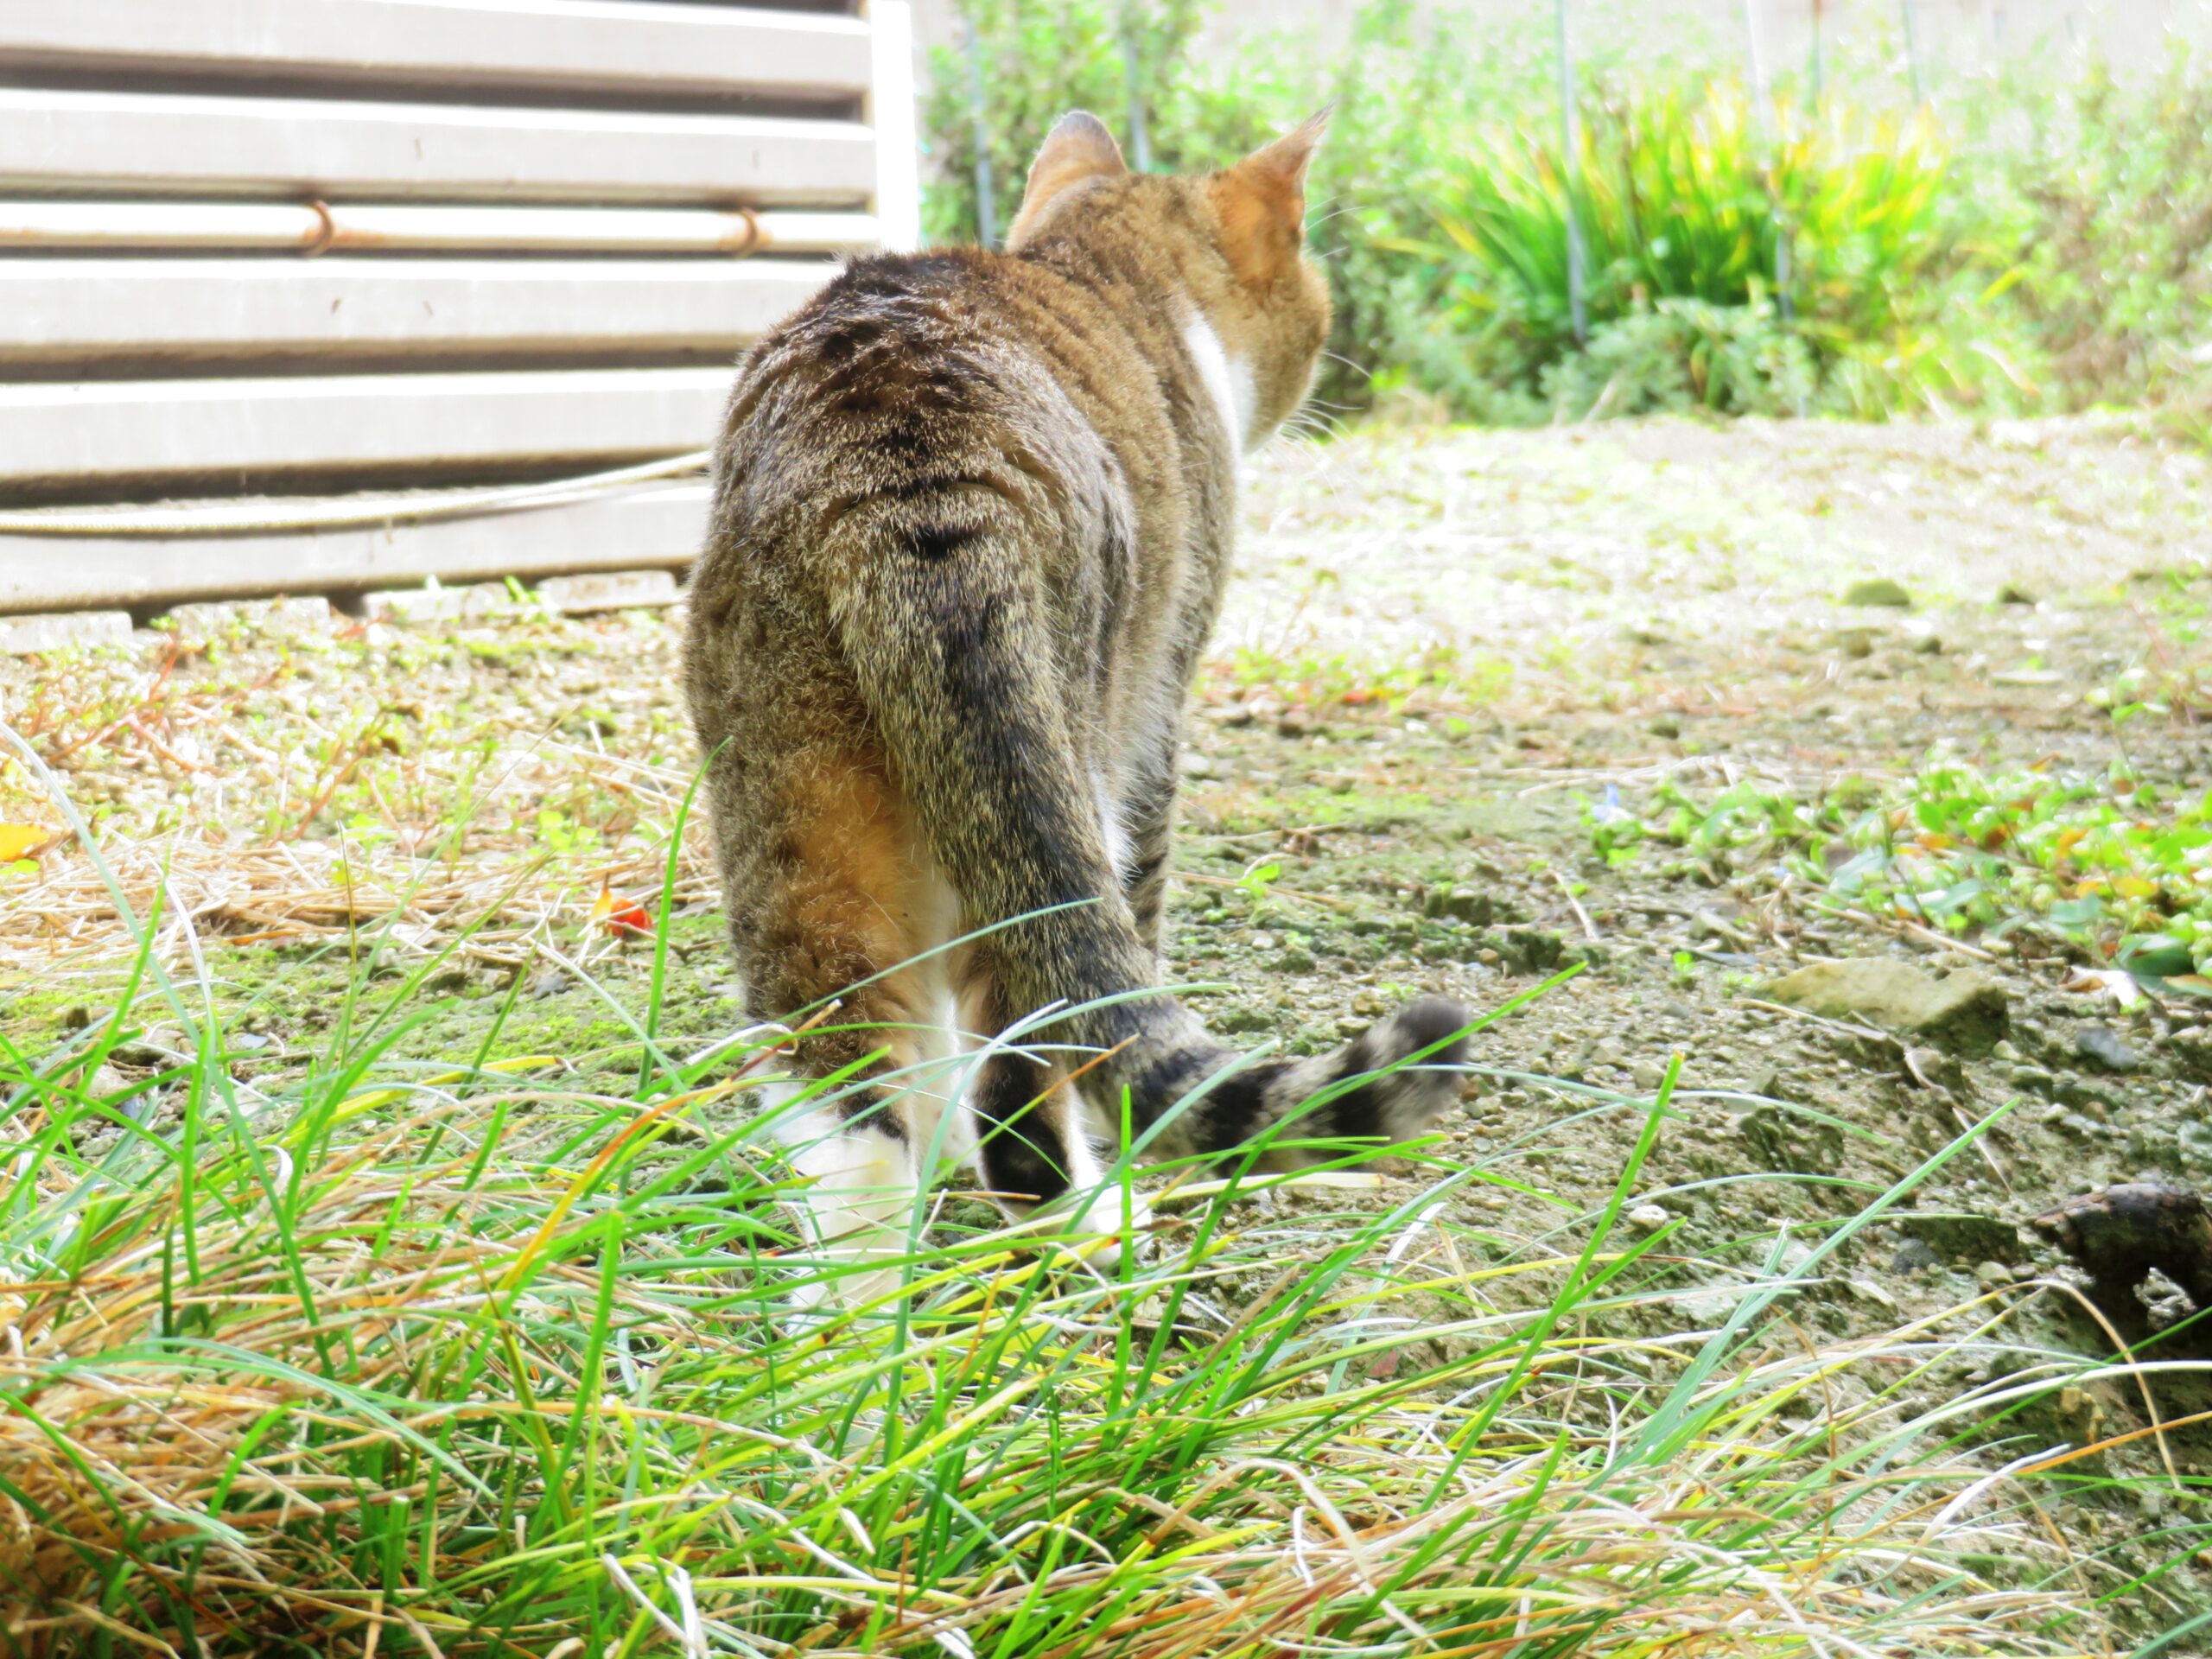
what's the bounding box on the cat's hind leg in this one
[955,949,1151,1272]
[721,740,959,1310]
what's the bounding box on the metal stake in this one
[964,13,996,247]
[1122,4,1153,172]
[1555,0,1588,346]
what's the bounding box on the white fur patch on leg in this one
[1052,1097,1151,1273]
[782,1114,919,1311]
[1092,769,1135,886]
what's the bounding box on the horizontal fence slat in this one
[0,200,880,254]
[0,0,873,101]
[0,484,709,612]
[0,368,733,486]
[0,89,877,205]
[0,257,832,364]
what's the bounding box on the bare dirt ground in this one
[6,412,2211,1637]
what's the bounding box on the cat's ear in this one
[1210,109,1328,286]
[1006,111,1127,249]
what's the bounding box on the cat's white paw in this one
[1058,1181,1154,1273]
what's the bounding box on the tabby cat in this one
[683,111,1470,1305]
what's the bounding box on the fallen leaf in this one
[0,823,53,861]
[2058,967,2143,1009]
[592,882,652,937]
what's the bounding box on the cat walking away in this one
[683,111,1471,1306]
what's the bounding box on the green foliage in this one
[1822,764,2212,988]
[921,0,1209,246]
[1408,86,1956,405]
[1986,51,2212,416]
[923,2,2208,426]
[1224,639,1515,711]
[1592,760,2212,988]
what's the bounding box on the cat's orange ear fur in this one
[1007,111,1128,248]
[1209,110,1328,289]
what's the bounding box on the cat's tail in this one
[830,508,1471,1179]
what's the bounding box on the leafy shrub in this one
[1993,54,2212,416]
[922,1,2206,426]
[920,0,1209,247]
[925,0,1509,412]
[1396,81,2015,416]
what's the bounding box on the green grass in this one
[1216,643,1516,715]
[1,766,2198,1655]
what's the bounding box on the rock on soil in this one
[2074,1025,2142,1073]
[1841,577,1914,607]
[1762,958,2010,1052]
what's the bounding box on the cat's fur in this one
[683,111,1470,1303]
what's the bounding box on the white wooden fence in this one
[0,0,919,613]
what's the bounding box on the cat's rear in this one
[683,111,1469,1306]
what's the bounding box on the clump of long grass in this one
[0,768,2195,1656]
[1426,84,1948,353]
[1395,79,2021,417]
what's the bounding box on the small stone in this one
[0,609,131,654]
[2140,1268,2198,1332]
[365,582,530,626]
[2010,1064,2055,1092]
[1646,712,1683,739]
[1843,577,1914,608]
[1177,750,1219,779]
[1891,1237,1939,1275]
[2052,1386,2102,1443]
[1910,632,1944,655]
[1902,1046,1966,1093]
[2074,1025,2140,1073]
[1631,1060,1666,1092]
[167,595,333,645]
[1276,948,1317,973]
[1626,1203,1671,1233]
[1424,887,1494,925]
[528,969,571,999]
[1336,1014,1367,1039]
[1996,582,2037,607]
[536,569,679,613]
[1847,1278,1899,1312]
[1218,1006,1274,1034]
[1974,1260,2014,1290]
